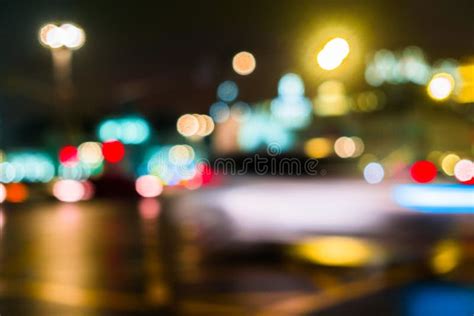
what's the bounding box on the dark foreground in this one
[0,199,473,315]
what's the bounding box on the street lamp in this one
[39,23,85,142]
[39,23,85,100]
[317,37,350,71]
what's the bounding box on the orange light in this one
[6,183,29,203]
[232,51,256,75]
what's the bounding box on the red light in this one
[102,140,125,163]
[410,160,437,183]
[200,163,214,185]
[59,145,78,166]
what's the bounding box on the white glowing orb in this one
[78,142,103,165]
[427,73,455,101]
[0,184,6,203]
[177,114,200,137]
[39,23,85,49]
[317,37,350,70]
[53,179,85,202]
[454,159,473,182]
[363,162,384,184]
[135,175,163,198]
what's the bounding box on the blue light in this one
[210,101,230,123]
[97,116,150,144]
[406,284,474,316]
[263,120,294,151]
[120,117,150,144]
[278,73,304,97]
[270,96,312,130]
[217,80,239,103]
[58,163,91,180]
[98,120,121,142]
[238,114,266,151]
[7,152,55,183]
[0,162,15,183]
[393,184,474,213]
[238,112,294,152]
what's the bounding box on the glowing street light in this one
[317,37,350,70]
[39,23,85,49]
[39,23,86,100]
[427,72,455,101]
[39,22,86,140]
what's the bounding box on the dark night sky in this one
[0,0,473,146]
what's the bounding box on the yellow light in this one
[427,72,455,101]
[177,114,199,137]
[291,236,382,267]
[304,137,333,158]
[455,63,474,103]
[78,142,103,165]
[317,37,350,70]
[430,239,461,274]
[232,51,256,75]
[440,153,460,176]
[314,80,350,116]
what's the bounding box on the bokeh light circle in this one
[440,153,460,176]
[427,72,455,101]
[169,145,195,165]
[363,162,384,184]
[334,137,356,158]
[0,184,6,203]
[200,115,215,136]
[410,160,437,183]
[278,73,304,97]
[135,175,163,198]
[317,37,350,70]
[177,114,200,137]
[454,159,473,182]
[304,138,333,159]
[209,102,230,123]
[59,145,79,167]
[217,81,239,102]
[232,51,256,75]
[102,140,125,163]
[78,142,103,165]
[53,179,85,202]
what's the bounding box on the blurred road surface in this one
[0,198,472,315]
